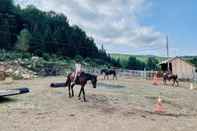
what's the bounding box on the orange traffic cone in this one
[154,96,165,113]
[152,74,160,85]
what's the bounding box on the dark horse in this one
[163,72,179,87]
[100,69,117,80]
[65,72,97,102]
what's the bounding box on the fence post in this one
[143,68,146,80]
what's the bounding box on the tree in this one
[0,0,15,13]
[0,19,12,49]
[126,56,145,70]
[190,58,197,68]
[15,29,31,52]
[146,57,159,70]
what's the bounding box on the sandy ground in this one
[0,76,197,131]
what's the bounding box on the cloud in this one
[15,0,165,54]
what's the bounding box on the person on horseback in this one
[73,59,82,83]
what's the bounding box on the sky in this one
[14,0,197,57]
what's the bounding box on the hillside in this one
[111,53,197,68]
[111,53,166,63]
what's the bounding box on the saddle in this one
[71,71,82,82]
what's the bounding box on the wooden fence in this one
[116,69,157,80]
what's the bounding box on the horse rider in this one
[73,59,82,84]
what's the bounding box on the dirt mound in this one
[0,61,38,80]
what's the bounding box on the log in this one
[50,83,66,88]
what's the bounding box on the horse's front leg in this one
[68,83,71,98]
[71,83,75,97]
[81,86,87,102]
[163,79,166,85]
[176,80,179,87]
[114,74,117,80]
[78,87,83,100]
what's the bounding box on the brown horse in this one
[65,72,97,102]
[100,69,117,80]
[163,72,179,87]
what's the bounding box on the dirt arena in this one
[0,76,197,131]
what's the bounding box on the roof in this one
[159,57,180,65]
[159,57,196,67]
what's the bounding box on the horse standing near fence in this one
[100,69,117,80]
[65,72,97,102]
[163,72,179,87]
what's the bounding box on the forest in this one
[0,0,121,66]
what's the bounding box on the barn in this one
[159,57,196,80]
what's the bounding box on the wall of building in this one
[171,58,195,80]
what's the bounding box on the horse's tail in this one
[65,73,71,87]
[175,74,178,80]
[65,78,69,87]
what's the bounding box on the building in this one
[159,57,196,80]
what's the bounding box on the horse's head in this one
[91,75,97,88]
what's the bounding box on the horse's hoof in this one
[78,97,81,100]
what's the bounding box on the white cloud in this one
[15,0,166,55]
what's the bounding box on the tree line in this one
[122,56,159,70]
[3,0,188,71]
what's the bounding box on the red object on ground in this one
[154,97,165,113]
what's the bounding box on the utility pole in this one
[166,35,169,58]
[166,35,170,72]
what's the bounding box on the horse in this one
[65,72,97,102]
[163,72,179,87]
[100,69,117,80]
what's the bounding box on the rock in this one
[0,71,6,81]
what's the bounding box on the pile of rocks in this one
[0,60,38,80]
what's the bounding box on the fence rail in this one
[84,68,197,82]
[116,69,157,80]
